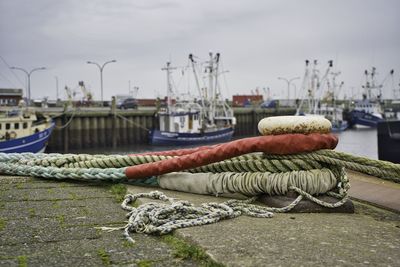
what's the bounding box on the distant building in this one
[232,95,263,107]
[137,99,158,107]
[0,88,23,106]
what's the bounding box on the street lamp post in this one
[10,66,46,105]
[87,60,116,106]
[278,76,300,100]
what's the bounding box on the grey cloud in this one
[0,0,399,100]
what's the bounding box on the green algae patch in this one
[109,184,127,203]
[137,259,153,267]
[97,248,111,266]
[17,255,27,267]
[0,218,5,231]
[162,235,224,267]
[57,214,65,226]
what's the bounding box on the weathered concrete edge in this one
[126,186,400,266]
[350,196,400,215]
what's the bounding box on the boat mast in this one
[189,54,206,122]
[313,60,333,114]
[207,52,215,125]
[214,53,220,101]
[310,60,319,114]
[295,60,310,115]
[363,67,383,101]
[330,70,342,123]
[371,67,377,99]
[161,62,176,112]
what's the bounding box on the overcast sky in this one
[0,0,399,101]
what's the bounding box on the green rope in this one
[1,151,399,183]
[189,158,323,173]
[264,150,400,183]
[0,161,127,181]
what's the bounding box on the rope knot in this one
[148,190,166,200]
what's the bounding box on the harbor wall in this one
[46,107,296,152]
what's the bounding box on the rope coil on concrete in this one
[0,149,356,244]
[116,182,349,243]
[0,147,397,242]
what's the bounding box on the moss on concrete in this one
[69,192,78,200]
[28,208,36,218]
[162,235,224,267]
[97,248,111,266]
[137,259,154,267]
[0,218,5,231]
[122,240,136,248]
[57,214,65,226]
[17,255,27,267]
[51,200,61,209]
[109,184,127,203]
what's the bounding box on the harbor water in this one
[70,128,378,159]
[334,128,378,159]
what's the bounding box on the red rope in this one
[125,133,338,179]
[130,144,222,157]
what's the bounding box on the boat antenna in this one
[214,53,220,100]
[313,60,333,113]
[208,52,215,125]
[295,59,311,115]
[161,62,176,112]
[189,54,205,121]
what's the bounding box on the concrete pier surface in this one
[0,176,199,266]
[0,172,399,266]
[348,170,400,212]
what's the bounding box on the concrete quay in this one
[0,171,399,266]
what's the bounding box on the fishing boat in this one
[316,105,348,132]
[349,98,383,127]
[296,60,348,131]
[149,52,236,145]
[0,108,55,153]
[348,67,391,128]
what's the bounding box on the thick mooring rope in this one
[264,150,400,183]
[3,150,398,183]
[0,147,398,242]
[158,168,340,196]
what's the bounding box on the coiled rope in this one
[1,149,398,242]
[4,150,398,183]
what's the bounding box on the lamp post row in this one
[12,62,298,104]
[10,60,116,106]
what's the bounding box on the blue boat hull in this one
[349,110,384,128]
[149,127,234,146]
[331,121,349,132]
[0,122,55,153]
